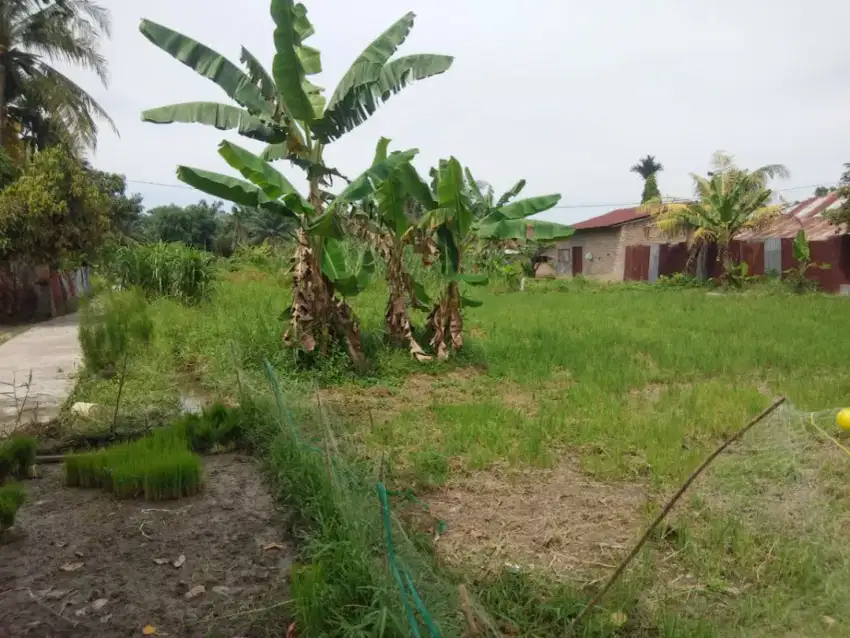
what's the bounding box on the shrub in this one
[103,242,215,303]
[0,483,26,530]
[0,436,37,482]
[79,288,154,375]
[64,426,202,501]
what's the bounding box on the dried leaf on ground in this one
[142,625,157,635]
[60,562,84,572]
[263,542,284,551]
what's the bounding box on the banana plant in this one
[139,0,452,364]
[350,138,437,361]
[412,159,574,358]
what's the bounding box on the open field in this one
[64,268,850,637]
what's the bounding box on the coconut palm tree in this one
[630,155,664,203]
[0,0,116,150]
[140,0,453,366]
[649,151,789,281]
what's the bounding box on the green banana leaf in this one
[322,241,374,297]
[270,0,317,121]
[492,194,561,220]
[373,137,392,164]
[376,171,408,237]
[412,280,432,307]
[217,140,301,200]
[464,167,486,203]
[176,166,294,218]
[328,12,416,108]
[476,218,574,241]
[496,179,527,207]
[240,47,277,101]
[792,229,810,263]
[460,296,483,308]
[315,53,453,142]
[335,149,419,204]
[307,211,344,239]
[139,20,272,118]
[397,162,437,210]
[437,157,471,236]
[141,103,285,142]
[453,273,488,286]
[435,226,459,277]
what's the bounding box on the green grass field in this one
[70,268,850,637]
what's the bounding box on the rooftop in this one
[573,207,648,230]
[736,192,845,241]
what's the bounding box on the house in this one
[538,192,850,293]
[537,206,688,281]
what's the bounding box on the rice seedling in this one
[0,436,37,482]
[0,483,26,530]
[63,426,202,501]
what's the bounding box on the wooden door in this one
[572,246,583,276]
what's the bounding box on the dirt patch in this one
[0,454,292,638]
[425,458,648,578]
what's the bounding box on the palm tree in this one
[649,151,789,281]
[0,0,116,150]
[630,155,663,203]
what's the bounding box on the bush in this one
[0,483,26,530]
[0,436,37,482]
[79,288,154,375]
[103,242,215,303]
[64,426,202,501]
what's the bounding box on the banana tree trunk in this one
[283,229,367,371]
[427,281,462,360]
[0,53,6,148]
[385,245,429,361]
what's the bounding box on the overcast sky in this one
[75,0,850,224]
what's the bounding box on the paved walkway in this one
[0,314,81,434]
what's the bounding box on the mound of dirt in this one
[0,455,292,638]
[426,458,647,578]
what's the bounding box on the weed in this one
[173,402,244,452]
[0,436,37,482]
[79,288,154,376]
[0,483,26,530]
[102,242,215,303]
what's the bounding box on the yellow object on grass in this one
[837,409,850,431]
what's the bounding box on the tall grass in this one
[0,483,26,530]
[0,436,36,482]
[103,242,215,303]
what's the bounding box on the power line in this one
[125,178,194,190]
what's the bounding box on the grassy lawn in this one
[70,271,850,637]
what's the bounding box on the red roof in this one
[573,207,649,230]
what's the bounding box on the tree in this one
[140,0,452,366]
[88,170,145,240]
[0,0,117,150]
[814,186,836,197]
[648,152,789,282]
[825,163,850,228]
[630,155,663,203]
[410,159,572,358]
[142,200,223,250]
[0,146,108,264]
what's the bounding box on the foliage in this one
[631,155,664,203]
[0,436,37,483]
[141,200,224,250]
[0,147,20,190]
[79,288,154,375]
[0,483,26,530]
[824,162,850,227]
[646,151,788,282]
[88,169,145,240]
[0,146,109,263]
[102,242,216,303]
[411,158,571,357]
[172,402,245,453]
[0,0,116,151]
[64,427,202,500]
[814,186,835,197]
[783,229,830,293]
[139,0,453,367]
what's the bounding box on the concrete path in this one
[0,314,80,434]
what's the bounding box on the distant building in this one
[539,193,850,293]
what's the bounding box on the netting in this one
[661,402,850,633]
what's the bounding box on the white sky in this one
[75,0,850,224]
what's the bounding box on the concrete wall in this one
[543,228,623,279]
[0,263,91,323]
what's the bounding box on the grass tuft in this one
[0,483,26,530]
[0,436,37,482]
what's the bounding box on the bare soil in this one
[0,454,293,638]
[425,458,648,579]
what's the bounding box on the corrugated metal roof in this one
[574,207,649,230]
[736,192,846,241]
